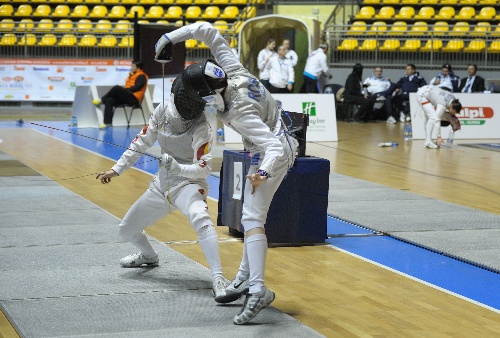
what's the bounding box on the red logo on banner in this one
[48,77,65,82]
[14,76,24,82]
[2,77,13,82]
[457,107,494,119]
[96,67,107,72]
[14,66,25,71]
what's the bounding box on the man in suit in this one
[458,64,485,93]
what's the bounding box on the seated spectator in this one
[458,64,485,93]
[430,63,460,92]
[344,63,374,122]
[381,64,426,123]
[363,66,392,121]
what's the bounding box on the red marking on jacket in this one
[133,124,149,143]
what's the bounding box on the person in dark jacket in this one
[457,64,485,93]
[380,64,426,123]
[343,63,374,122]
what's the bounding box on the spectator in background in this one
[344,63,374,122]
[430,63,460,92]
[301,43,332,93]
[363,66,391,121]
[282,39,298,67]
[257,38,276,90]
[382,63,426,123]
[458,64,485,93]
[93,60,148,129]
[265,45,294,93]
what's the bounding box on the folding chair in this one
[113,103,146,128]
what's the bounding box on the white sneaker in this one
[424,142,439,149]
[386,116,397,124]
[120,253,159,268]
[400,112,406,122]
[233,286,275,325]
[212,276,230,300]
[406,115,411,122]
[376,96,386,101]
[214,276,250,303]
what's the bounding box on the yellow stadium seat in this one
[230,0,247,4]
[127,5,145,19]
[17,33,37,46]
[229,36,238,48]
[433,21,449,35]
[0,18,14,31]
[242,6,256,18]
[185,39,197,48]
[454,7,475,20]
[118,35,134,47]
[355,6,375,20]
[421,0,438,4]
[54,19,73,32]
[394,6,415,20]
[379,39,400,51]
[0,33,17,45]
[347,21,367,35]
[475,6,496,20]
[85,0,102,3]
[108,5,126,19]
[213,19,228,33]
[0,4,13,16]
[197,40,209,49]
[164,6,183,19]
[449,21,469,36]
[156,20,169,25]
[212,0,230,4]
[434,6,455,20]
[16,19,34,32]
[194,0,211,4]
[57,34,77,46]
[471,22,490,36]
[38,33,57,46]
[176,0,193,4]
[89,5,108,18]
[14,4,32,16]
[487,39,500,52]
[400,39,421,51]
[442,39,464,52]
[382,0,399,4]
[138,19,149,24]
[401,0,418,4]
[67,0,84,3]
[459,0,477,4]
[122,0,138,4]
[12,0,29,2]
[32,4,51,17]
[103,0,120,3]
[35,19,54,32]
[201,6,221,19]
[98,34,117,47]
[77,19,92,32]
[145,5,164,19]
[158,0,175,4]
[49,0,65,3]
[174,20,184,27]
[420,38,442,51]
[367,21,387,35]
[414,6,435,20]
[94,19,111,33]
[464,39,485,52]
[408,21,428,35]
[364,0,380,3]
[492,24,500,37]
[52,5,70,17]
[479,0,496,4]
[113,19,131,33]
[358,39,378,51]
[219,6,239,19]
[337,39,358,51]
[70,5,89,18]
[231,20,243,34]
[440,0,457,4]
[78,34,97,47]
[388,21,407,35]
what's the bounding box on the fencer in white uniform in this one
[416,85,462,149]
[155,22,299,325]
[96,63,229,299]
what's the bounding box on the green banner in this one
[461,120,485,125]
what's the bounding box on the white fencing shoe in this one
[233,286,275,325]
[214,277,249,303]
[120,253,159,268]
[400,112,406,122]
[424,142,439,149]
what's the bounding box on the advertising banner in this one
[0,59,134,101]
[410,93,499,139]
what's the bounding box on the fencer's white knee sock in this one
[425,118,435,143]
[128,231,157,258]
[197,225,223,280]
[236,237,250,281]
[246,233,268,295]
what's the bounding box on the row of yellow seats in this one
[185,35,236,48]
[363,0,498,5]
[337,38,500,52]
[348,20,500,36]
[355,5,498,21]
[0,0,263,5]
[0,4,255,20]
[0,33,134,47]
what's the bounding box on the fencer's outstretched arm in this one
[155,22,242,72]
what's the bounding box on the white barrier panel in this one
[223,94,338,143]
[410,93,499,139]
[0,59,134,101]
[72,85,154,128]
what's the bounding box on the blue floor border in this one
[6,121,500,313]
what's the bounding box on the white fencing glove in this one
[161,153,181,175]
[155,34,172,63]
